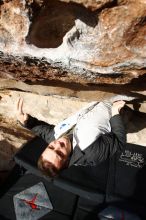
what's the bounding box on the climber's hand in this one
[16,98,28,125]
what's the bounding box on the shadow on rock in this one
[121,104,146,134]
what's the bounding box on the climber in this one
[16,97,126,177]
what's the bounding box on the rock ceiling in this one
[0,0,146,84]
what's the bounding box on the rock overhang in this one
[0,0,146,85]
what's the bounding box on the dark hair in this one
[38,155,59,178]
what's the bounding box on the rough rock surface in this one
[60,0,114,11]
[0,0,146,84]
[0,115,33,171]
